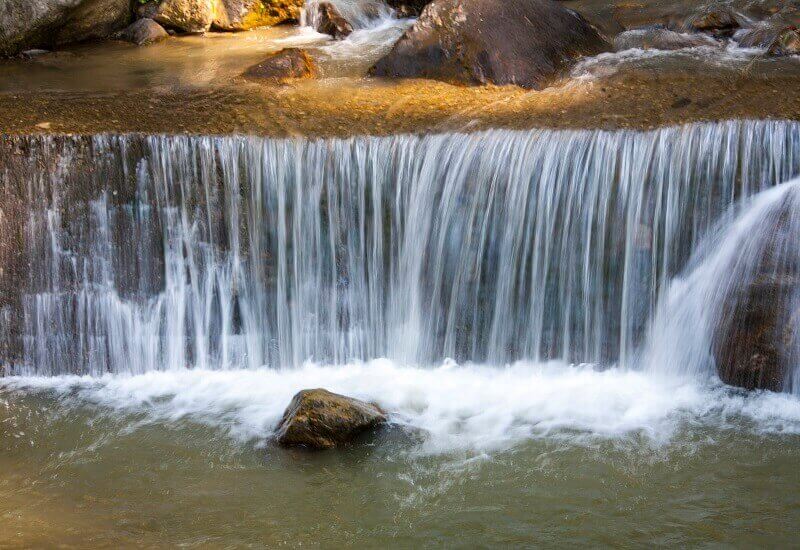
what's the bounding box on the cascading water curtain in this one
[0,120,798,376]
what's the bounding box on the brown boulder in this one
[242,48,318,81]
[119,18,169,45]
[212,0,303,31]
[683,6,743,37]
[275,389,387,449]
[369,0,610,89]
[315,2,353,39]
[768,27,800,56]
[152,0,216,33]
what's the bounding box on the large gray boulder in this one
[275,389,387,449]
[370,0,610,89]
[0,0,131,56]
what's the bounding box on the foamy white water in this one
[4,362,800,455]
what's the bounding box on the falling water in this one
[1,120,799,377]
[645,177,800,394]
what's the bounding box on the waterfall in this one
[1,121,799,377]
[645,178,800,394]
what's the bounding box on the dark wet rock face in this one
[385,0,430,17]
[243,48,318,80]
[119,18,169,45]
[713,199,800,392]
[275,389,387,449]
[0,0,131,56]
[315,2,353,39]
[370,0,610,89]
[714,275,797,391]
[614,26,720,51]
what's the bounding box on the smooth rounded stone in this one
[736,23,800,55]
[119,18,169,45]
[315,2,353,39]
[151,0,216,33]
[242,48,318,81]
[0,0,131,56]
[614,26,720,52]
[212,0,303,31]
[370,0,610,89]
[275,389,387,449]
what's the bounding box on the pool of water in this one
[1,362,798,547]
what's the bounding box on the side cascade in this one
[0,121,798,382]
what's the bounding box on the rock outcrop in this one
[370,0,610,89]
[212,0,303,31]
[243,48,318,81]
[119,18,169,45]
[0,0,132,56]
[614,26,720,52]
[315,2,353,39]
[150,0,216,33]
[275,389,387,449]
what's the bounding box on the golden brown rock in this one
[275,389,387,449]
[242,48,318,81]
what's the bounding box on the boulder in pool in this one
[614,26,720,52]
[315,2,353,40]
[369,0,610,89]
[242,48,318,81]
[119,18,169,45]
[275,389,387,449]
[149,0,216,33]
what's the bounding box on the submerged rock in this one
[119,18,169,45]
[275,389,387,449]
[0,0,132,56]
[370,0,610,89]
[242,48,318,81]
[315,2,353,39]
[614,26,720,52]
[212,0,303,31]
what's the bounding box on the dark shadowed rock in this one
[370,0,610,89]
[120,18,169,45]
[0,0,131,56]
[683,6,743,37]
[614,26,720,52]
[385,0,430,17]
[243,48,318,81]
[315,2,353,39]
[275,389,387,449]
[714,274,797,391]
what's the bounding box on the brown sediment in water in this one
[1,72,799,137]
